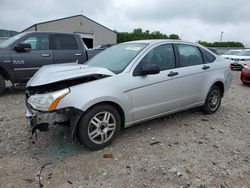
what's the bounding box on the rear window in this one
[201,48,216,63]
[53,34,78,50]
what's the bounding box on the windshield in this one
[86,43,148,74]
[237,51,250,56]
[0,33,26,48]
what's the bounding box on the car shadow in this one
[120,107,202,134]
[27,107,203,159]
[1,87,26,96]
[27,124,93,159]
[242,83,250,87]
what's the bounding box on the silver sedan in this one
[25,40,232,150]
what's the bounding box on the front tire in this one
[202,85,222,114]
[77,104,121,150]
[0,74,6,95]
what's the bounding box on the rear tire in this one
[242,81,247,85]
[77,104,121,150]
[202,85,222,114]
[0,74,6,95]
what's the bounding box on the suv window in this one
[177,44,204,67]
[22,34,49,50]
[53,34,78,50]
[136,44,176,71]
[201,48,216,63]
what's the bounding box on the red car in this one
[241,64,250,85]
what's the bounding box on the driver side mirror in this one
[134,64,160,76]
[14,43,31,52]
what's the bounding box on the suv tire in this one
[0,74,6,95]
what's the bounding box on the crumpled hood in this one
[27,62,115,87]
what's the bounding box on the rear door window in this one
[177,44,204,67]
[53,34,78,50]
[200,48,216,63]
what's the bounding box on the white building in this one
[22,15,117,48]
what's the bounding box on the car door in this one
[11,33,52,80]
[52,34,84,64]
[175,44,207,107]
[129,44,182,121]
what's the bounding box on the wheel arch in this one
[212,80,225,96]
[83,101,126,128]
[0,66,11,81]
[72,100,126,141]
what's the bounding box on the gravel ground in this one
[0,71,249,188]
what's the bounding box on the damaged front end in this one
[26,105,82,140]
[25,73,110,140]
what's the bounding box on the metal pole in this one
[220,32,224,42]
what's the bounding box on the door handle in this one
[41,53,50,57]
[168,71,178,77]
[202,65,210,70]
[75,53,82,56]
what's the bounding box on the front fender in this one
[79,96,127,112]
[57,74,133,124]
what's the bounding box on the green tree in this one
[197,40,244,48]
[117,28,179,43]
[169,34,180,39]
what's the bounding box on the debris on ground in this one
[150,141,161,145]
[103,154,113,159]
[35,163,52,188]
[67,180,73,185]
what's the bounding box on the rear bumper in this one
[231,63,243,70]
[241,71,250,83]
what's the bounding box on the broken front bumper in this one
[26,108,68,128]
[26,106,83,140]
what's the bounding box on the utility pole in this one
[220,31,224,42]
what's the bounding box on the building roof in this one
[21,14,116,34]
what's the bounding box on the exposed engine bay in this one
[25,74,110,140]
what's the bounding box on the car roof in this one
[125,39,199,46]
[22,31,78,35]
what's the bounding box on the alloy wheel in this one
[88,111,116,144]
[208,90,220,111]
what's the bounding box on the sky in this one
[1,0,250,46]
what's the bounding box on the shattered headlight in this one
[27,88,70,112]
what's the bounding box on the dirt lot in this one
[0,71,249,188]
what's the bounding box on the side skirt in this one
[124,101,204,128]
